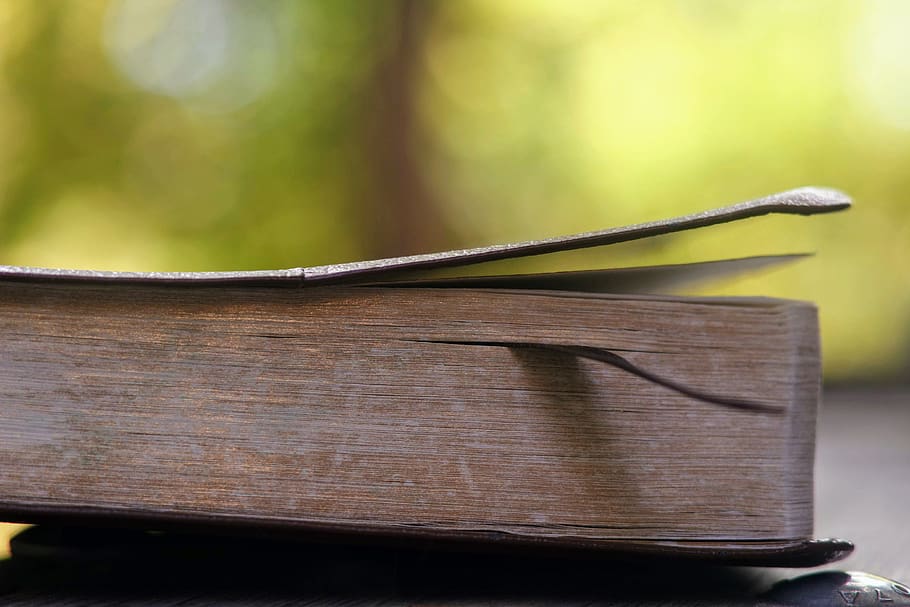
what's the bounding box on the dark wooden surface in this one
[0,387,906,606]
[810,389,909,580]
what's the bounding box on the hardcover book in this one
[0,187,853,566]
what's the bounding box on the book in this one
[0,187,853,566]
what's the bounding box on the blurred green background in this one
[1,0,910,559]
[0,0,908,382]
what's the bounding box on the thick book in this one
[0,187,853,566]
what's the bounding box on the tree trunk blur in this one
[361,0,451,259]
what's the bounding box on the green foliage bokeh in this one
[0,0,908,381]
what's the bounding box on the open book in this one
[0,187,852,566]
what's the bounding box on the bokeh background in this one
[0,0,909,553]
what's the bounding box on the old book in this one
[0,187,853,566]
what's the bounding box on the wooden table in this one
[0,388,906,605]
